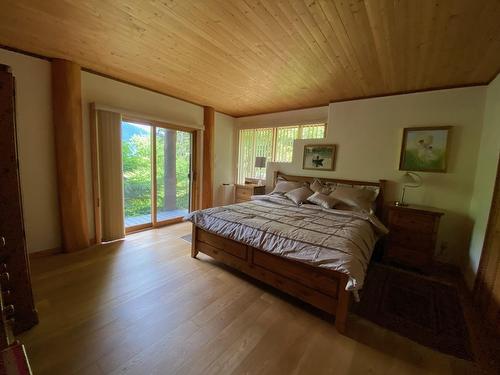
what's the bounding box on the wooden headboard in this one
[273,171,387,217]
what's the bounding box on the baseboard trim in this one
[29,247,61,259]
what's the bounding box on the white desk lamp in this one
[395,172,422,207]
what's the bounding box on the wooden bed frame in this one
[191,172,386,333]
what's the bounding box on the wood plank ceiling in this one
[1,0,499,117]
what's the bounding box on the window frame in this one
[237,122,327,183]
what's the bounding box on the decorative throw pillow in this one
[310,178,331,194]
[285,186,314,205]
[329,185,379,213]
[307,192,339,209]
[270,177,306,195]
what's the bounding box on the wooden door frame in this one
[90,106,198,240]
[124,118,196,233]
[89,103,101,244]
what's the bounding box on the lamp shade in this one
[255,156,267,168]
[401,172,422,187]
[401,172,416,184]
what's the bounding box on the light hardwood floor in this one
[22,222,478,375]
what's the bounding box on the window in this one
[237,123,326,183]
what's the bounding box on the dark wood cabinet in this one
[0,65,38,343]
[383,203,443,270]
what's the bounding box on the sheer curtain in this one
[96,110,125,241]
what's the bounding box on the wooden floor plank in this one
[21,222,479,375]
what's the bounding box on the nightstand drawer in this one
[389,211,436,234]
[236,189,252,200]
[385,245,431,267]
[388,231,434,252]
[383,204,443,270]
[235,184,266,203]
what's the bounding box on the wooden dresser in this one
[235,184,266,203]
[383,203,444,270]
[0,65,36,374]
[0,65,38,344]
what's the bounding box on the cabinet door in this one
[0,67,38,334]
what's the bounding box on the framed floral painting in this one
[399,126,451,172]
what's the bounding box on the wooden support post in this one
[202,106,214,209]
[51,59,90,252]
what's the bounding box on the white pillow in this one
[285,186,314,205]
[329,185,379,213]
[307,192,338,209]
[270,177,306,195]
[310,178,331,194]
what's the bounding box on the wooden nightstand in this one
[235,184,266,203]
[383,203,444,270]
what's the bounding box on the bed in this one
[186,172,387,333]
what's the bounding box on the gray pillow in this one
[270,177,306,195]
[310,178,331,194]
[329,185,378,213]
[285,186,314,205]
[307,192,339,209]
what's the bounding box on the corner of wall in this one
[214,112,236,206]
[465,73,500,289]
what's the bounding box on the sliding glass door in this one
[122,122,153,229]
[155,128,192,224]
[122,120,193,232]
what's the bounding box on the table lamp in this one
[395,172,422,207]
[254,157,267,185]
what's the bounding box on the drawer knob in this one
[0,272,10,291]
[3,304,15,318]
[1,290,12,305]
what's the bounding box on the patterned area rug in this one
[353,263,473,360]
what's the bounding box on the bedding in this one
[269,177,305,195]
[307,191,338,209]
[285,186,314,205]
[328,184,380,213]
[186,195,388,292]
[310,178,332,194]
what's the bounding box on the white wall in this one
[467,74,500,287]
[0,49,61,253]
[239,87,487,268]
[0,48,236,252]
[1,45,494,278]
[81,71,235,236]
[214,112,236,206]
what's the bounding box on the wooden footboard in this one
[191,226,351,334]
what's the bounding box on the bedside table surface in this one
[387,203,444,216]
[235,184,265,188]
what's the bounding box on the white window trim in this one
[237,123,327,183]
